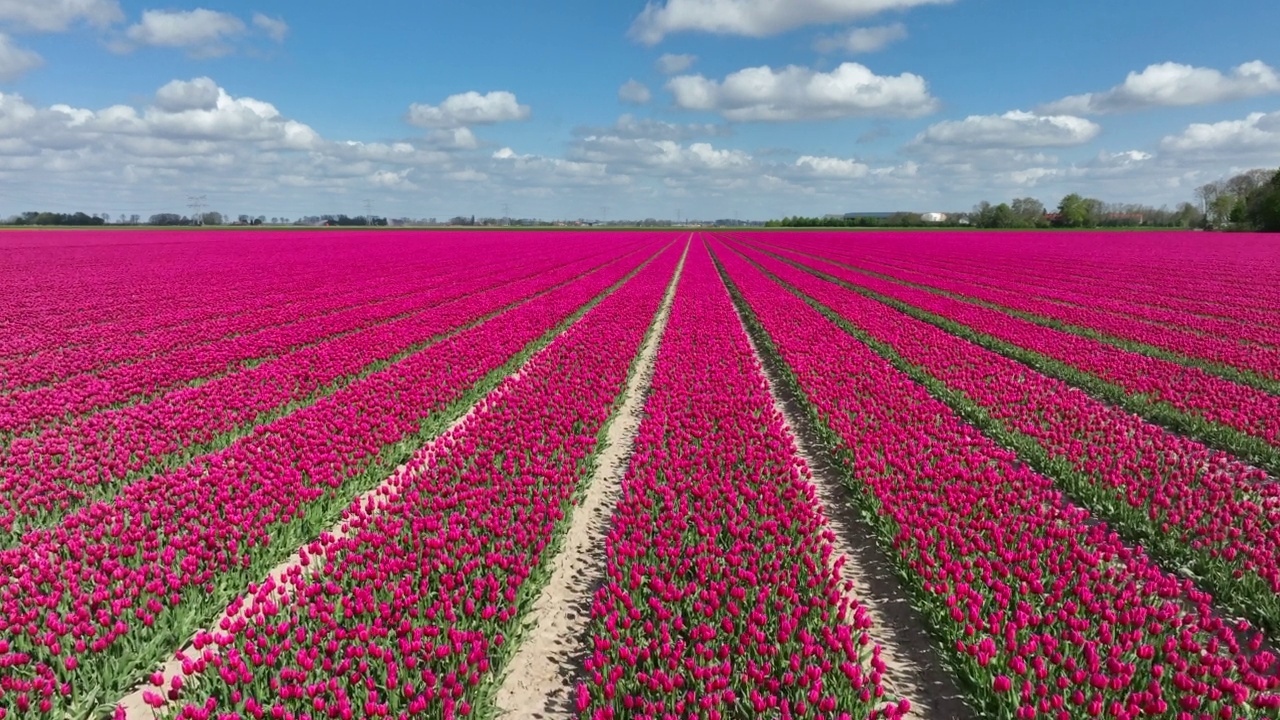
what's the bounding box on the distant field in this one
[2,228,1279,719]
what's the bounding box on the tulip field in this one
[1,228,1279,719]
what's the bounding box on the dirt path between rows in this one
[491,240,688,720]
[720,254,974,720]
[114,246,681,719]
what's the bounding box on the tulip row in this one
[829,254,1280,390]
[752,233,1280,377]
[784,230,1280,328]
[0,238,646,438]
[6,232,650,388]
[0,232,357,359]
[130,239,686,720]
[729,240,1280,636]
[0,243,653,540]
[0,231,545,361]
[842,251,1280,351]
[714,241,1280,719]
[749,243,1280,465]
[580,242,904,720]
[0,241,664,719]
[2,244,510,391]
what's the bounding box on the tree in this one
[1195,182,1221,218]
[1054,194,1102,228]
[1173,202,1203,228]
[1246,169,1280,232]
[201,211,223,225]
[1054,194,1084,227]
[1209,194,1235,227]
[1011,197,1046,227]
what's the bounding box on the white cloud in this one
[814,23,907,54]
[153,77,221,112]
[909,110,1101,149]
[668,62,937,121]
[0,0,122,32]
[572,114,730,141]
[427,126,479,150]
[1092,149,1152,166]
[1159,110,1280,158]
[406,91,531,129]
[1040,61,1280,115]
[569,134,752,175]
[491,145,623,186]
[630,0,950,44]
[120,9,247,58]
[252,13,288,43]
[0,79,324,158]
[369,169,415,189]
[795,154,870,178]
[618,80,652,105]
[656,53,697,74]
[0,32,41,81]
[792,154,918,179]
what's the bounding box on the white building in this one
[921,212,948,223]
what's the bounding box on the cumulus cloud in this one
[118,9,247,58]
[572,114,730,141]
[792,154,918,179]
[909,110,1100,149]
[0,79,498,215]
[491,145,623,186]
[618,80,652,105]
[0,0,123,32]
[1159,110,1280,158]
[426,126,479,150]
[814,23,907,54]
[1077,149,1154,177]
[0,32,41,81]
[153,77,221,112]
[629,0,951,44]
[406,91,531,129]
[1040,61,1280,115]
[667,62,937,121]
[0,78,322,155]
[795,154,870,178]
[575,136,752,171]
[252,13,288,42]
[656,53,697,74]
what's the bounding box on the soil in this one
[491,240,688,720]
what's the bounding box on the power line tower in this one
[364,199,374,225]
[502,203,511,225]
[601,206,609,225]
[187,195,207,225]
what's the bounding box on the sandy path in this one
[491,240,689,720]
[114,246,679,719]
[719,253,974,720]
[114,407,485,719]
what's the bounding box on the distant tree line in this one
[5,211,109,226]
[771,167,1280,232]
[972,195,1203,229]
[770,195,1205,230]
[766,212,962,228]
[1196,168,1280,231]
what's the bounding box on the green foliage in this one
[1245,169,1280,231]
[766,212,945,228]
[6,211,107,226]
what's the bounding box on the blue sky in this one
[1,0,1279,220]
